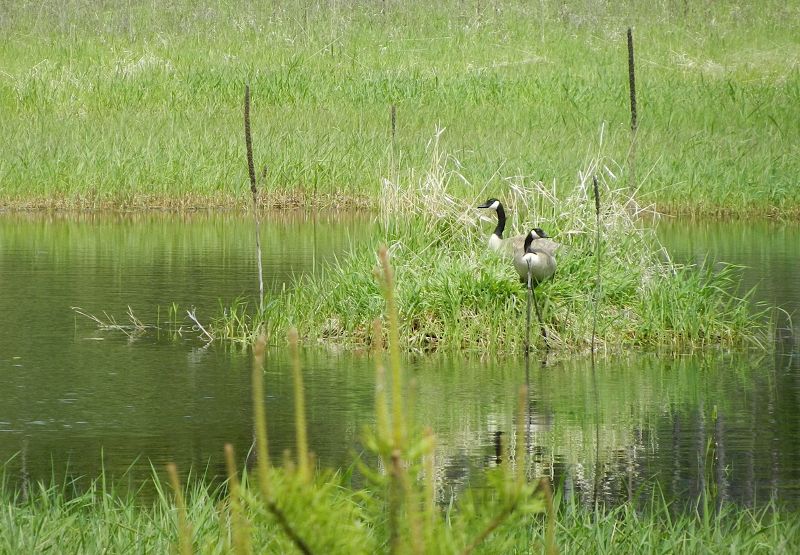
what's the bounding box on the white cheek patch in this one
[490,200,499,210]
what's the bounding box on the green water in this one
[0,213,797,508]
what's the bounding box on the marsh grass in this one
[206,142,769,354]
[1,0,798,215]
[72,142,770,354]
[2,456,799,553]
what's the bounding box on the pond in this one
[0,213,797,509]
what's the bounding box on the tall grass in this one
[1,0,798,214]
[207,140,768,354]
[2,454,799,553]
[0,466,800,555]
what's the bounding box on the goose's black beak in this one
[477,200,493,209]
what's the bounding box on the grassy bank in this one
[1,0,798,215]
[3,473,799,554]
[205,149,768,354]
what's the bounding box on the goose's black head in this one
[532,227,549,239]
[477,198,501,210]
[524,230,536,251]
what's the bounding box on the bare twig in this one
[186,308,213,342]
[72,306,154,337]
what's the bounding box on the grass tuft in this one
[208,144,769,354]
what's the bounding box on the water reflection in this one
[658,219,799,352]
[417,352,799,510]
[0,213,797,510]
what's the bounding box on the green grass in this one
[1,0,798,214]
[206,149,769,354]
[3,464,799,553]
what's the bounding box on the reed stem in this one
[423,426,436,545]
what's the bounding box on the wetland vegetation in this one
[208,152,768,353]
[4,472,799,553]
[1,0,798,215]
[2,0,799,552]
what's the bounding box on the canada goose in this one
[477,198,524,253]
[477,198,561,256]
[514,230,557,285]
[517,230,556,351]
[527,227,560,257]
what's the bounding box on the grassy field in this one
[1,0,798,214]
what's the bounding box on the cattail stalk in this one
[627,28,638,133]
[591,176,601,354]
[423,427,436,545]
[244,85,265,313]
[536,477,558,555]
[627,28,638,190]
